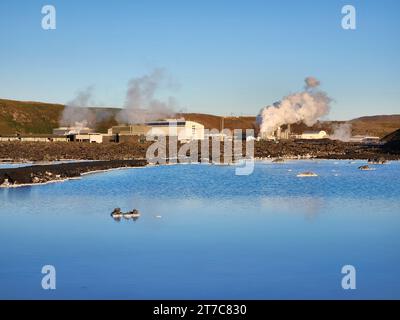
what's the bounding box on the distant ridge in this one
[0,98,399,137]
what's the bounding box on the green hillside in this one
[0,99,119,134]
[0,99,64,134]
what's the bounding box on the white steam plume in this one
[304,76,320,89]
[116,68,177,124]
[257,77,331,136]
[61,86,95,127]
[330,123,352,142]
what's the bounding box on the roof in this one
[146,120,186,126]
[20,135,70,138]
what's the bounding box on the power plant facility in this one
[53,126,94,136]
[259,124,293,140]
[108,119,205,143]
[48,119,206,144]
[146,119,205,142]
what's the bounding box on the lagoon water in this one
[0,160,399,299]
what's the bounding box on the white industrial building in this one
[74,133,105,143]
[146,119,205,142]
[259,124,292,140]
[349,135,381,144]
[0,136,21,142]
[299,130,328,140]
[0,135,70,142]
[53,126,94,135]
[49,119,205,144]
[53,126,109,143]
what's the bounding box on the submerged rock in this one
[358,165,375,171]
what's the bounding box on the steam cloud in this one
[61,86,96,128]
[116,68,177,124]
[330,123,352,142]
[258,77,331,136]
[304,76,320,89]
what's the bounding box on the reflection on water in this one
[260,196,326,220]
[0,160,399,299]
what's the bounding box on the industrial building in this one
[0,135,21,142]
[108,120,205,142]
[1,120,204,144]
[53,126,110,144]
[107,124,150,143]
[53,126,94,136]
[259,124,292,140]
[108,124,150,136]
[72,133,113,144]
[146,119,205,142]
[0,134,70,142]
[259,125,330,141]
[298,130,328,140]
[349,135,381,144]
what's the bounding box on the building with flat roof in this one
[349,135,381,144]
[108,120,205,142]
[108,124,150,136]
[53,127,94,136]
[299,130,328,140]
[0,134,70,142]
[72,133,109,143]
[146,119,205,142]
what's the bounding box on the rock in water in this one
[358,165,375,171]
[297,172,318,177]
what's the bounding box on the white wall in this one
[301,131,327,139]
[147,121,205,141]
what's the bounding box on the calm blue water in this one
[0,160,399,299]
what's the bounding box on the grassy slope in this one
[349,115,400,137]
[0,98,399,137]
[0,99,119,134]
[0,99,64,134]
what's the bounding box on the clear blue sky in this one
[0,0,399,120]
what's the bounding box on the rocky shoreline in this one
[0,139,399,187]
[253,139,400,160]
[0,159,147,187]
[1,140,399,162]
